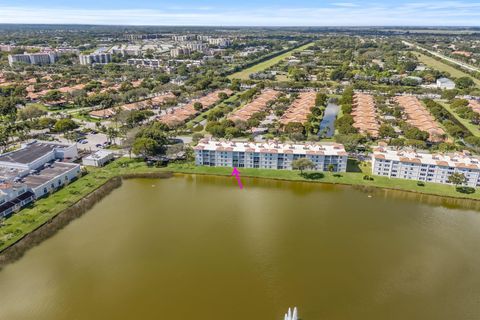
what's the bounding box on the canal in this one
[1,174,480,320]
[319,101,340,138]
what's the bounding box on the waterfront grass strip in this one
[2,157,480,254]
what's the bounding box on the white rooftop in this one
[194,139,348,156]
[373,146,480,170]
[84,150,113,161]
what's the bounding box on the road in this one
[403,40,480,73]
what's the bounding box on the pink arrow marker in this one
[231,167,243,189]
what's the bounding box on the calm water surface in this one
[1,175,480,320]
[318,102,340,138]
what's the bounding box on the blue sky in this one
[0,0,479,26]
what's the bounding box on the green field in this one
[436,100,480,137]
[415,52,480,87]
[229,42,314,80]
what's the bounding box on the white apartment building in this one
[372,146,480,187]
[207,38,232,47]
[194,140,348,172]
[184,42,207,52]
[79,53,112,65]
[8,52,58,66]
[172,35,196,42]
[170,47,192,58]
[127,58,162,69]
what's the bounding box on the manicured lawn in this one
[415,52,480,87]
[436,100,480,137]
[229,43,314,80]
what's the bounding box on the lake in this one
[1,174,480,320]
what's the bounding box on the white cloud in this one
[0,2,479,26]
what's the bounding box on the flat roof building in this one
[194,139,348,172]
[372,146,480,187]
[79,53,112,65]
[0,142,78,172]
[82,150,114,167]
[436,77,456,90]
[8,52,58,67]
[0,141,81,217]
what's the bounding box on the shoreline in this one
[1,161,479,268]
[170,169,480,205]
[0,171,173,268]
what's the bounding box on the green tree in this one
[18,104,47,121]
[107,127,119,144]
[454,77,474,90]
[132,137,158,157]
[292,158,315,175]
[378,124,397,139]
[193,102,203,111]
[54,118,78,133]
[42,90,63,102]
[447,172,467,189]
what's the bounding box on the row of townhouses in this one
[0,142,81,218]
[194,140,348,172]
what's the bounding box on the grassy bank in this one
[229,43,314,80]
[2,157,480,253]
[166,162,480,201]
[0,159,165,252]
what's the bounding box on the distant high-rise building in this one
[8,52,58,67]
[79,53,112,65]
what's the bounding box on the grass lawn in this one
[2,157,480,253]
[436,100,480,137]
[229,43,314,80]
[415,52,480,87]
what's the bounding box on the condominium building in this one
[207,38,232,47]
[372,146,480,187]
[127,58,162,69]
[79,53,112,65]
[194,140,348,172]
[172,35,196,42]
[8,52,58,66]
[184,41,207,52]
[170,47,191,58]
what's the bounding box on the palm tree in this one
[107,127,119,145]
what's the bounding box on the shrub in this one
[417,181,425,187]
[456,186,475,194]
[193,124,204,132]
[363,175,374,181]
